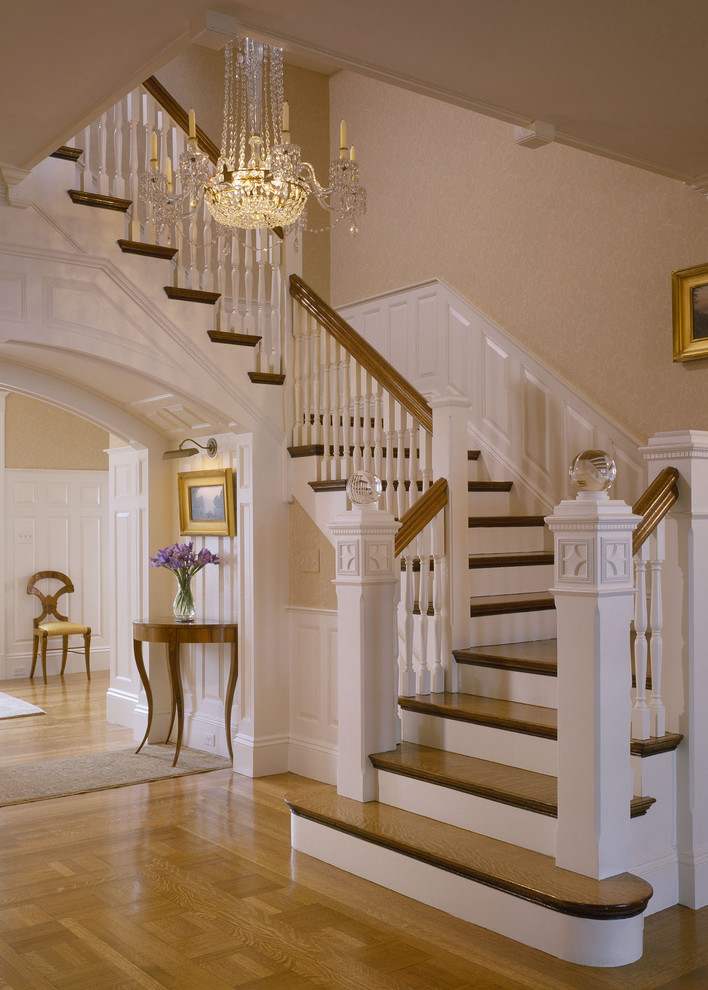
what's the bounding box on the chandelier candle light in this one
[150,542,220,622]
[142,35,365,236]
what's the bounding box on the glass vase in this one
[173,573,195,622]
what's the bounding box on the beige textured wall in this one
[156,47,330,299]
[289,498,336,610]
[329,72,708,442]
[5,394,109,469]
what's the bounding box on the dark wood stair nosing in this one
[399,694,558,740]
[470,593,555,617]
[468,481,513,492]
[51,146,82,162]
[118,239,177,260]
[207,330,261,347]
[631,732,683,757]
[468,551,554,569]
[164,286,221,305]
[248,371,286,385]
[469,515,547,528]
[286,792,652,920]
[454,648,557,677]
[68,189,132,212]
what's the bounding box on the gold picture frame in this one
[178,468,236,537]
[672,262,708,362]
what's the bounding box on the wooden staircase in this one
[53,135,677,968]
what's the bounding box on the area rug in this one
[0,745,232,808]
[0,692,45,719]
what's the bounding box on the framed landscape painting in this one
[178,468,236,537]
[672,262,708,362]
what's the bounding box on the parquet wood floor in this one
[0,671,705,988]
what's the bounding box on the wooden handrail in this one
[143,76,221,164]
[395,478,448,557]
[290,274,434,435]
[632,466,679,556]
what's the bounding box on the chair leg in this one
[60,636,69,675]
[40,635,48,684]
[30,633,39,679]
[84,631,91,681]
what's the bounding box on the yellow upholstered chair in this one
[27,571,91,684]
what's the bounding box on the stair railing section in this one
[395,478,449,696]
[630,466,679,740]
[66,78,285,378]
[289,275,434,517]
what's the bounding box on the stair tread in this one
[469,551,554,568]
[51,146,82,162]
[117,239,177,260]
[372,741,557,814]
[470,591,555,616]
[469,515,546,527]
[399,691,558,738]
[455,639,558,675]
[164,286,220,304]
[371,742,654,818]
[285,782,652,919]
[248,371,285,385]
[68,189,132,212]
[468,481,513,492]
[208,330,261,346]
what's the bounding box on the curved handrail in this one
[395,477,448,557]
[290,274,434,435]
[632,466,679,555]
[143,76,220,164]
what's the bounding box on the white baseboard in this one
[233,732,290,777]
[291,813,646,968]
[633,847,678,915]
[289,736,338,784]
[5,646,110,681]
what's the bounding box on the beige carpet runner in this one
[0,745,231,808]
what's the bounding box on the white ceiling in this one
[3,0,708,186]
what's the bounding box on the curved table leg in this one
[224,639,238,763]
[168,640,184,766]
[133,639,153,754]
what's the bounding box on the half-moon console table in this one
[132,618,238,766]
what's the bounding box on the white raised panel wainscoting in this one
[4,467,109,680]
[287,607,338,784]
[337,280,645,508]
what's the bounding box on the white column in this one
[430,395,470,692]
[329,504,401,802]
[641,430,708,908]
[547,492,640,879]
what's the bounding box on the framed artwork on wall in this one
[672,262,708,362]
[178,468,236,537]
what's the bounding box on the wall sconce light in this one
[163,437,218,460]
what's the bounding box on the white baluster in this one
[270,235,281,373]
[96,111,108,195]
[302,314,313,445]
[400,556,416,696]
[373,380,384,482]
[312,320,322,466]
[215,229,227,332]
[112,98,125,199]
[407,420,419,511]
[232,235,243,333]
[632,543,650,740]
[126,90,141,241]
[293,305,304,446]
[352,361,363,473]
[256,229,267,364]
[244,230,254,333]
[431,512,447,693]
[385,394,396,515]
[417,531,431,696]
[142,93,157,243]
[396,408,407,520]
[649,524,666,737]
[321,329,332,480]
[362,372,373,472]
[340,347,352,479]
[329,340,342,480]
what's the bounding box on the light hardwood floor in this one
[0,671,705,989]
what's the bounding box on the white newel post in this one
[430,396,471,692]
[642,431,708,908]
[329,502,401,802]
[547,490,640,879]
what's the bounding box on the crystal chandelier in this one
[142,35,366,236]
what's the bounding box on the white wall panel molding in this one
[287,606,338,784]
[4,467,109,681]
[339,280,644,508]
[0,271,26,322]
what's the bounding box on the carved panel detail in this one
[601,538,631,583]
[558,539,593,583]
[337,541,359,576]
[366,541,392,575]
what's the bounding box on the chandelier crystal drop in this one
[142,35,366,236]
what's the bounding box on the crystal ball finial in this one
[346,470,383,505]
[569,449,617,493]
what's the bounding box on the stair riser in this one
[401,709,557,775]
[290,814,646,967]
[377,770,556,856]
[469,528,549,553]
[469,609,557,646]
[468,564,554,597]
[466,491,512,515]
[631,751,680,916]
[457,665,558,708]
